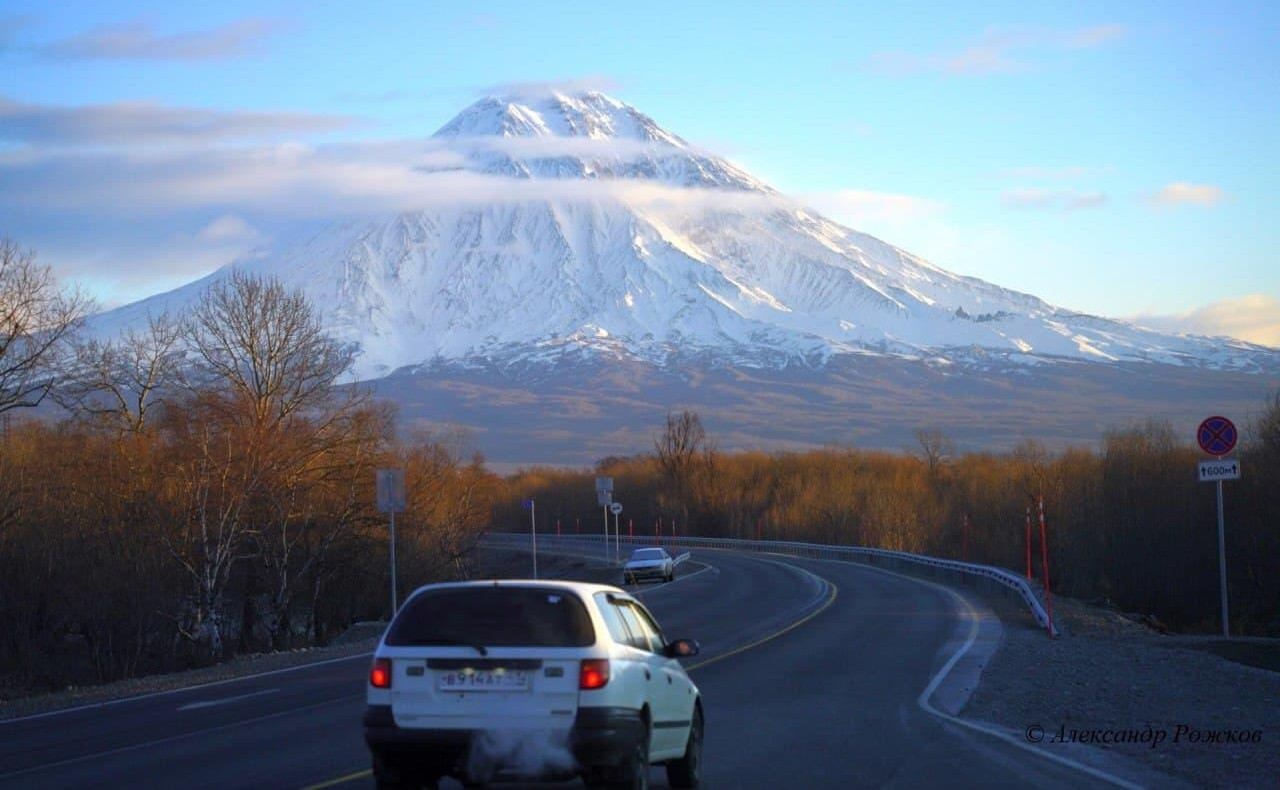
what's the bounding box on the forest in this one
[0,240,497,697]
[504,407,1280,637]
[2,236,1276,701]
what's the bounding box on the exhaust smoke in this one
[464,728,578,782]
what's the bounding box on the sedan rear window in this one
[385,586,595,648]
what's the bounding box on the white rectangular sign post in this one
[1199,459,1241,637]
[376,469,406,615]
[596,477,613,562]
[1196,416,1239,637]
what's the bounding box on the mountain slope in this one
[93,90,1278,383]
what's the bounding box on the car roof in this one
[403,579,627,599]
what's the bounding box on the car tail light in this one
[370,657,392,689]
[579,659,610,690]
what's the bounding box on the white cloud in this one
[802,189,945,224]
[866,24,1126,76]
[1129,295,1280,347]
[0,95,353,146]
[1001,187,1108,211]
[1147,182,1224,207]
[479,76,622,99]
[1066,24,1127,48]
[196,215,262,243]
[0,136,789,236]
[40,17,285,61]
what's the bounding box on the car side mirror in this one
[665,638,700,658]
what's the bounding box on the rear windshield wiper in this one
[404,638,488,655]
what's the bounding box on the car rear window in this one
[631,549,664,560]
[385,586,595,648]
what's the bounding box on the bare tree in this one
[914,427,955,476]
[0,238,91,413]
[654,410,717,529]
[178,270,366,650]
[58,312,183,435]
[182,269,355,437]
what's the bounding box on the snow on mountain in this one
[92,90,1278,381]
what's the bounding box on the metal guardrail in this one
[484,532,1058,637]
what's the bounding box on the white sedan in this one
[623,548,675,584]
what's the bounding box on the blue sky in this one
[1,0,1277,342]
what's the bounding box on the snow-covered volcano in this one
[95,90,1277,380]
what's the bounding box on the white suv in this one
[364,580,703,789]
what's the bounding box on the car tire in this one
[372,755,420,790]
[610,727,650,790]
[666,705,703,788]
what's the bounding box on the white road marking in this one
[797,553,1144,790]
[177,688,279,711]
[0,694,363,781]
[0,653,372,726]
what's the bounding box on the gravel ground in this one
[963,595,1280,789]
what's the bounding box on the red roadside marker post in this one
[1024,506,1033,581]
[1038,494,1054,636]
[1196,415,1241,637]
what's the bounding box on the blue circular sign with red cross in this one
[1197,416,1237,457]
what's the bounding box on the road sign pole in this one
[1195,415,1237,637]
[376,468,407,617]
[531,500,538,580]
[1024,506,1032,581]
[1216,478,1229,637]
[389,509,397,615]
[603,506,609,562]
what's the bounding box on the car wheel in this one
[372,755,418,790]
[610,728,650,790]
[666,705,703,788]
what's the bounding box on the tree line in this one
[501,408,1280,636]
[0,239,495,697]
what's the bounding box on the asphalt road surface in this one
[0,550,1138,788]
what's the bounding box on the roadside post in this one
[1024,506,1033,581]
[596,477,613,562]
[522,499,538,579]
[376,468,406,615]
[610,502,623,560]
[1038,495,1054,636]
[1196,415,1240,637]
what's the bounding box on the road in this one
[0,549,1140,788]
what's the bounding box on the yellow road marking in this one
[303,768,370,789]
[303,556,838,789]
[685,578,838,672]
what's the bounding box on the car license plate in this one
[437,669,529,692]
